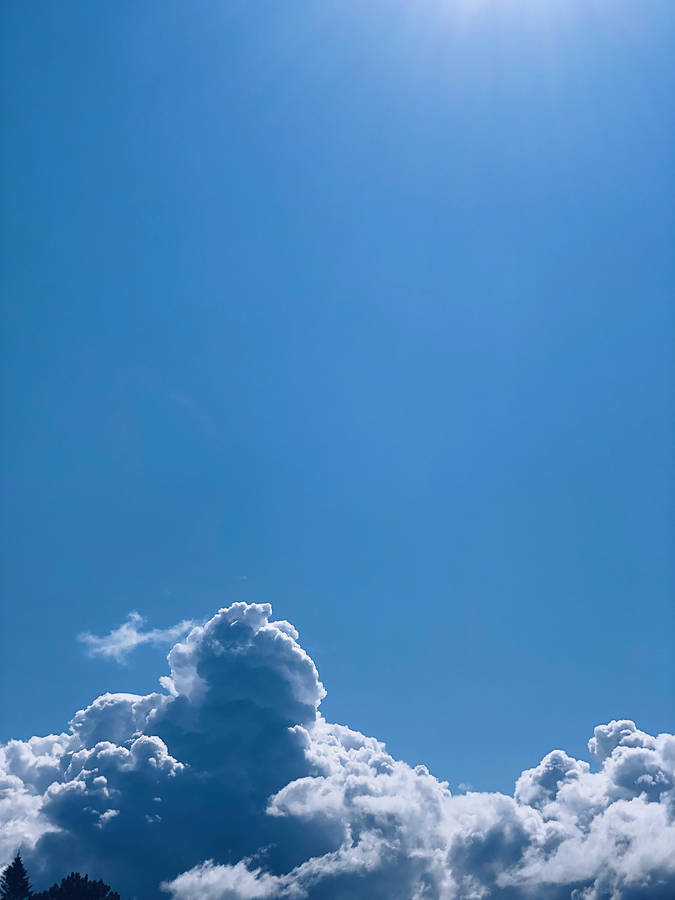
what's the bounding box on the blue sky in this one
[1,0,673,799]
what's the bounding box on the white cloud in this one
[78,612,195,662]
[2,603,674,899]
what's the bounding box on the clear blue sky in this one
[1,0,673,793]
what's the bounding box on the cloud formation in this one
[78,612,194,662]
[2,603,674,899]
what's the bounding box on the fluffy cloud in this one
[2,603,674,899]
[78,612,194,662]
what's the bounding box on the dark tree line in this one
[0,856,120,900]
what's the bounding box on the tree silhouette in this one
[33,873,119,900]
[0,854,32,899]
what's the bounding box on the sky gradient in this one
[1,0,674,802]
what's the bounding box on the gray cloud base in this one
[1,604,673,899]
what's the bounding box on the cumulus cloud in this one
[78,612,194,662]
[2,602,674,899]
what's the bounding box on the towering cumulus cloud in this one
[1,604,674,898]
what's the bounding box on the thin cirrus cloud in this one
[78,612,195,663]
[1,603,674,899]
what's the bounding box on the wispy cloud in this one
[78,612,194,663]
